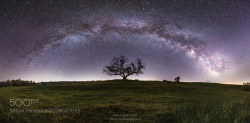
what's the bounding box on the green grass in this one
[0,80,249,122]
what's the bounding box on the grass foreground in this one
[0,80,249,122]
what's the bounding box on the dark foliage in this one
[0,79,35,87]
[175,77,180,83]
[243,82,250,91]
[103,56,145,80]
[163,80,172,83]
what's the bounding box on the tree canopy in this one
[103,56,145,80]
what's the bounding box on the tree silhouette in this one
[103,56,145,80]
[175,77,180,83]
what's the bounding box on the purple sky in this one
[0,0,249,84]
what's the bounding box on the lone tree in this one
[103,56,145,80]
[175,77,180,83]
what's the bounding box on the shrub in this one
[175,77,180,83]
[243,82,250,91]
[163,80,171,83]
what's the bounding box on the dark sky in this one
[0,0,249,84]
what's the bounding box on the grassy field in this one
[0,80,249,122]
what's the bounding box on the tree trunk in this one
[122,76,127,80]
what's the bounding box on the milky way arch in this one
[27,18,225,77]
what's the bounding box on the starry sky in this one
[0,0,249,84]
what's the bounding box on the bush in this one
[175,77,180,83]
[243,82,250,91]
[163,80,171,83]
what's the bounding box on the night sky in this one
[0,0,249,84]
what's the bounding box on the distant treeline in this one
[0,79,36,87]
